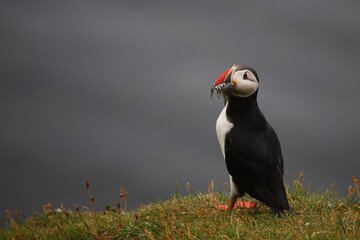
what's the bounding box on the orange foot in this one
[216,201,257,211]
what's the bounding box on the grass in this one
[1,172,359,240]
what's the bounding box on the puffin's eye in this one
[243,73,248,79]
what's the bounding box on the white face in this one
[231,69,259,97]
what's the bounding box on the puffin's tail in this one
[270,206,294,216]
[246,180,293,216]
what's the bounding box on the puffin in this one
[211,64,292,216]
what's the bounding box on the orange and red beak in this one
[214,68,232,87]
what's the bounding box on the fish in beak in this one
[211,68,235,102]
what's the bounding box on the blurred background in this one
[1,1,359,218]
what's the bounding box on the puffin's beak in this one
[214,68,232,87]
[211,68,234,102]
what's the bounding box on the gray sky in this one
[1,1,360,217]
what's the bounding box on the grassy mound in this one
[1,174,359,239]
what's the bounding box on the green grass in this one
[1,174,359,240]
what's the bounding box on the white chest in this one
[216,102,234,158]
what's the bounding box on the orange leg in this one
[227,198,237,211]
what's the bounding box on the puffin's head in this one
[211,64,259,101]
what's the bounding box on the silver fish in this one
[210,82,235,104]
[210,87,214,102]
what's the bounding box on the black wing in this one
[225,121,290,214]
